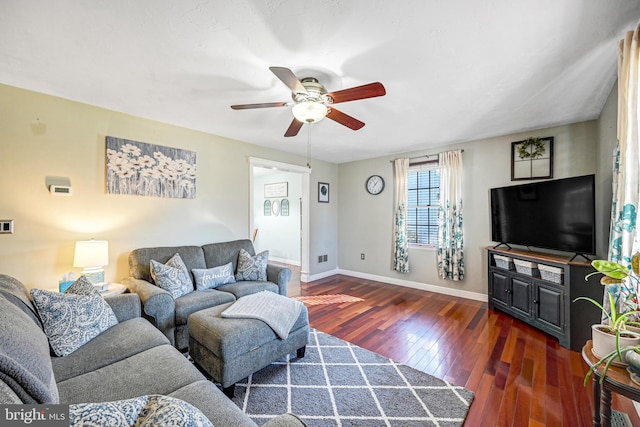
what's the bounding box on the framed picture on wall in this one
[318,182,329,203]
[511,136,554,180]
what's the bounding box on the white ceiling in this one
[1,1,639,163]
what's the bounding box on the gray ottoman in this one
[188,301,309,397]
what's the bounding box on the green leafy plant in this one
[586,254,640,314]
[575,254,640,384]
[517,137,546,160]
[574,293,640,335]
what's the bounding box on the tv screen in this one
[490,175,595,254]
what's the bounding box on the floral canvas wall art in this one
[106,136,196,199]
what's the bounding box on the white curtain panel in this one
[393,158,410,273]
[437,150,464,281]
[605,26,640,316]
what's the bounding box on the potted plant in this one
[574,293,640,360]
[575,254,640,383]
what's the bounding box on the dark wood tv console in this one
[487,247,603,351]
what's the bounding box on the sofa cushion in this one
[52,317,169,382]
[235,248,269,282]
[168,380,257,427]
[174,289,236,325]
[217,280,279,299]
[56,344,205,403]
[128,245,206,282]
[0,274,42,328]
[193,262,235,290]
[150,253,193,299]
[0,294,59,404]
[201,239,256,272]
[30,279,118,357]
[69,395,213,427]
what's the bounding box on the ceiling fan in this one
[230,67,386,137]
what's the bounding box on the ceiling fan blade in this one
[284,118,304,137]
[326,107,365,130]
[327,82,386,104]
[230,101,288,110]
[269,66,308,95]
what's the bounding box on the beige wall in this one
[337,120,601,297]
[0,84,339,288]
[0,81,616,299]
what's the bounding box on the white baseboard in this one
[269,256,301,267]
[303,269,338,283]
[304,268,488,302]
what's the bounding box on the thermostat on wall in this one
[49,185,72,195]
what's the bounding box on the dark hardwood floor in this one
[299,274,640,427]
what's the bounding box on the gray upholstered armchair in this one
[122,239,291,350]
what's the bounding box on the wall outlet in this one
[318,255,323,263]
[0,220,14,234]
[361,253,365,260]
[322,254,328,262]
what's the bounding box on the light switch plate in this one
[0,220,14,234]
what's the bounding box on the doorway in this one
[249,157,310,283]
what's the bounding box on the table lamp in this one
[73,240,109,284]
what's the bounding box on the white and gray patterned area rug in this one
[231,329,474,426]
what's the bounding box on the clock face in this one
[366,175,385,195]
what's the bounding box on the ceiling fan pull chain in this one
[306,125,312,169]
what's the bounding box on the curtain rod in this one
[389,149,464,163]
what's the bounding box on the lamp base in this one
[82,268,105,285]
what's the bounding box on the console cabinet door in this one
[510,277,533,319]
[490,270,510,309]
[533,282,564,333]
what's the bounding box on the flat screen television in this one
[490,174,596,255]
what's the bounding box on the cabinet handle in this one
[533,299,539,304]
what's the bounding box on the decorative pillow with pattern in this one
[193,262,236,290]
[235,249,269,282]
[150,253,193,299]
[69,395,214,427]
[30,276,118,357]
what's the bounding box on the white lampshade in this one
[292,101,328,123]
[73,240,109,284]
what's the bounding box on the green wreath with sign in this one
[517,137,546,160]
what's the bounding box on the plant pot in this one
[625,349,640,373]
[591,324,640,366]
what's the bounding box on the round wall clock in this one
[366,175,385,195]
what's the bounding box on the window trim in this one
[407,163,441,247]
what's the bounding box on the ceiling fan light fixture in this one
[292,101,328,123]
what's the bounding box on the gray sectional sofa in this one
[0,274,304,426]
[122,239,292,350]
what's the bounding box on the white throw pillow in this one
[69,395,214,427]
[193,262,235,290]
[235,249,269,282]
[150,253,193,299]
[30,276,118,357]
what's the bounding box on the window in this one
[407,165,440,245]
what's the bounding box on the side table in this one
[47,282,126,298]
[582,340,640,427]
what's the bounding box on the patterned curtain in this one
[393,158,410,273]
[436,150,464,280]
[606,26,640,315]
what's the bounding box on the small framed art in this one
[511,136,554,181]
[318,182,330,203]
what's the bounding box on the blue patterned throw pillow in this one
[30,276,118,357]
[150,253,193,299]
[235,249,269,282]
[69,395,213,427]
[193,262,236,290]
